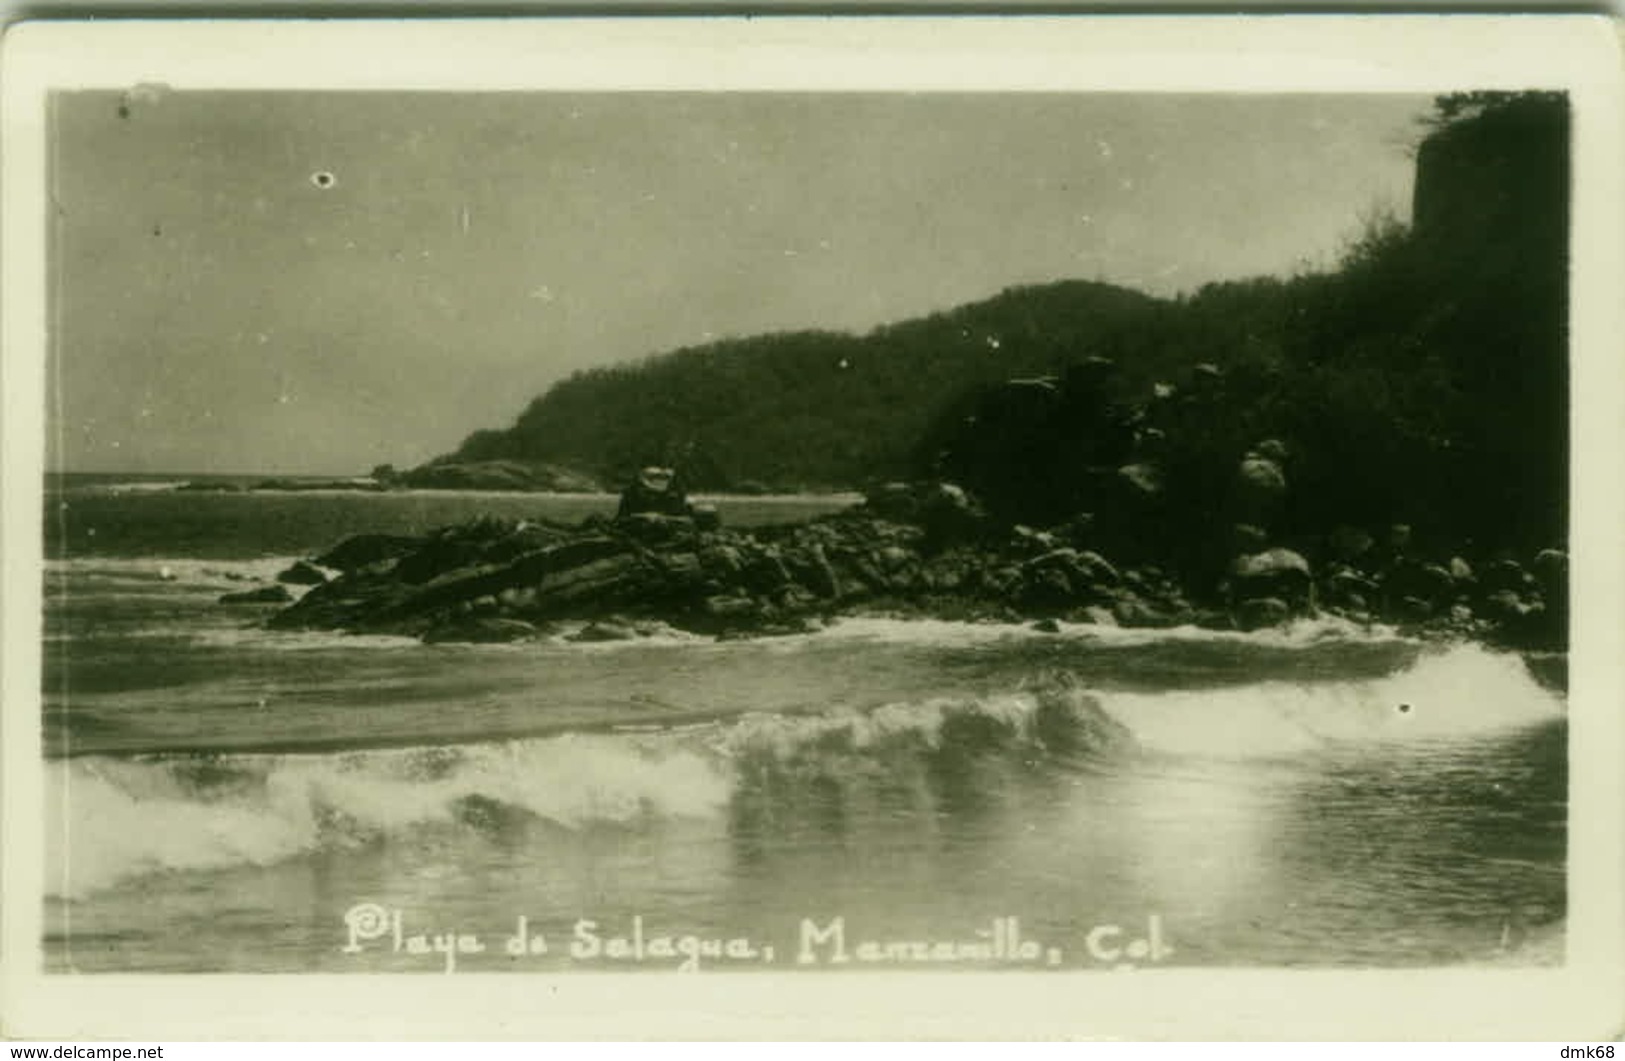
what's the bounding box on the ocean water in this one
[39,480,1567,973]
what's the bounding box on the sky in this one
[49,90,1431,475]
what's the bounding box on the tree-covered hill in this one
[435,280,1169,491]
[424,90,1568,566]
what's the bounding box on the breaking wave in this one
[45,642,1561,900]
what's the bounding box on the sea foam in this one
[44,642,1562,899]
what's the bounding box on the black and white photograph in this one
[3,16,1621,1040]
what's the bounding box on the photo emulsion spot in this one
[38,86,1572,978]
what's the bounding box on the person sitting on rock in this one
[616,464,692,520]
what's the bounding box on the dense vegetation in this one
[431,92,1568,565]
[442,280,1169,491]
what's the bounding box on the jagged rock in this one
[423,617,540,644]
[391,519,529,585]
[1449,556,1476,584]
[276,560,329,586]
[312,534,424,572]
[1032,618,1062,633]
[219,585,293,605]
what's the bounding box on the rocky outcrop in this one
[263,487,1195,641]
[311,534,425,572]
[398,460,600,493]
[254,481,1567,650]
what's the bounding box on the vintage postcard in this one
[2,15,1621,1040]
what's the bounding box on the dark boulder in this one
[1235,596,1290,631]
[1230,548,1312,611]
[862,481,986,544]
[312,534,424,573]
[616,466,691,520]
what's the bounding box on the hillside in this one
[432,280,1168,491]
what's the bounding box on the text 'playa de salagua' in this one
[340,904,1172,973]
